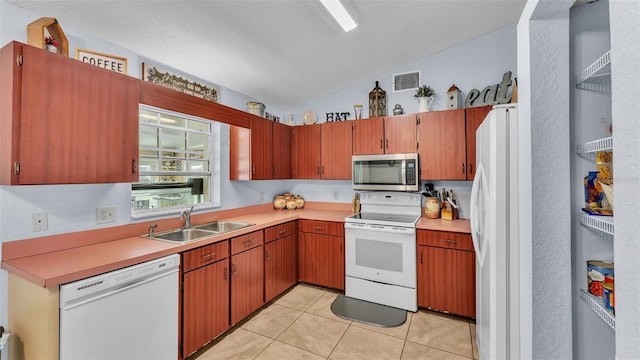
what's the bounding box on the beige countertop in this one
[1,203,470,288]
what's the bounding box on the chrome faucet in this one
[181,206,194,228]
[148,223,158,237]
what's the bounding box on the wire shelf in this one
[576,51,611,87]
[578,288,615,330]
[578,212,614,236]
[576,137,613,155]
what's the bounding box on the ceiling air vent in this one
[392,71,421,93]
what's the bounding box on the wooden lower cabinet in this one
[230,232,265,325]
[298,220,345,291]
[417,230,476,318]
[182,259,230,358]
[264,225,298,302]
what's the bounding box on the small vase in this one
[418,96,434,112]
[273,196,286,210]
[45,44,58,54]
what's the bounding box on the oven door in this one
[345,222,416,288]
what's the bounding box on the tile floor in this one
[194,284,478,360]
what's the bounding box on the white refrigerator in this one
[470,104,520,359]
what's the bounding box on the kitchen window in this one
[131,105,220,217]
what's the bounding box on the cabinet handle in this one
[232,264,237,275]
[462,163,465,174]
[321,166,324,174]
[132,159,138,173]
[243,239,253,247]
[340,243,343,253]
[314,226,324,232]
[317,166,321,175]
[201,252,215,261]
[385,139,388,149]
[468,163,473,175]
[443,239,457,244]
[278,229,286,235]
[13,162,20,175]
[266,250,270,261]
[420,252,423,264]
[252,164,255,174]
[224,267,229,280]
[380,139,383,149]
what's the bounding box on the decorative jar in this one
[295,195,305,209]
[424,197,440,219]
[273,196,286,210]
[285,198,297,210]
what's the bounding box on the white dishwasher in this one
[60,254,180,360]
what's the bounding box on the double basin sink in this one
[144,221,254,243]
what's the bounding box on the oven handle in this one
[345,222,415,235]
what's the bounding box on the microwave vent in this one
[393,71,421,92]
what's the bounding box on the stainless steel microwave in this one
[352,153,419,191]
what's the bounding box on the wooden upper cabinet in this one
[464,105,493,180]
[418,109,467,180]
[320,121,352,179]
[230,117,292,180]
[249,116,273,179]
[272,122,292,179]
[0,41,140,184]
[292,124,321,179]
[383,114,418,154]
[352,117,384,155]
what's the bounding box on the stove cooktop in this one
[345,212,420,226]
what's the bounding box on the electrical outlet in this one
[333,191,339,200]
[97,206,117,224]
[32,212,48,232]
[259,192,264,202]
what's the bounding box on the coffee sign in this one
[75,48,127,74]
[465,71,514,107]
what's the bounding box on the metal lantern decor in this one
[368,81,387,117]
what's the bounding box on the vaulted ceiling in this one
[9,0,527,109]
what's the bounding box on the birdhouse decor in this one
[368,81,387,117]
[27,17,69,56]
[447,84,462,109]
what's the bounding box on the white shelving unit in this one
[578,288,615,330]
[575,49,615,334]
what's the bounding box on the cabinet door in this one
[292,124,321,178]
[321,121,352,179]
[230,246,264,325]
[417,245,475,318]
[384,114,417,154]
[352,117,384,155]
[264,234,298,302]
[418,109,466,180]
[250,116,273,179]
[465,105,493,180]
[272,122,292,179]
[16,43,139,184]
[298,232,344,290]
[182,259,230,358]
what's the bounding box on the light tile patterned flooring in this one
[194,284,478,360]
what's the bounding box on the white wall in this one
[0,0,517,352]
[609,1,640,358]
[517,0,574,359]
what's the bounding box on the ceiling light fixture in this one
[319,0,357,32]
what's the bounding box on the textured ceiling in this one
[9,0,527,109]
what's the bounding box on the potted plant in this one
[44,36,59,53]
[415,85,435,112]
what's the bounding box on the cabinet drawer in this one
[183,241,229,272]
[264,221,296,243]
[299,220,344,236]
[231,231,264,255]
[417,230,474,251]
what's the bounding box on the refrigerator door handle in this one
[470,162,489,268]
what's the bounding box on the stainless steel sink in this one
[195,221,253,233]
[143,221,254,243]
[148,228,218,243]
